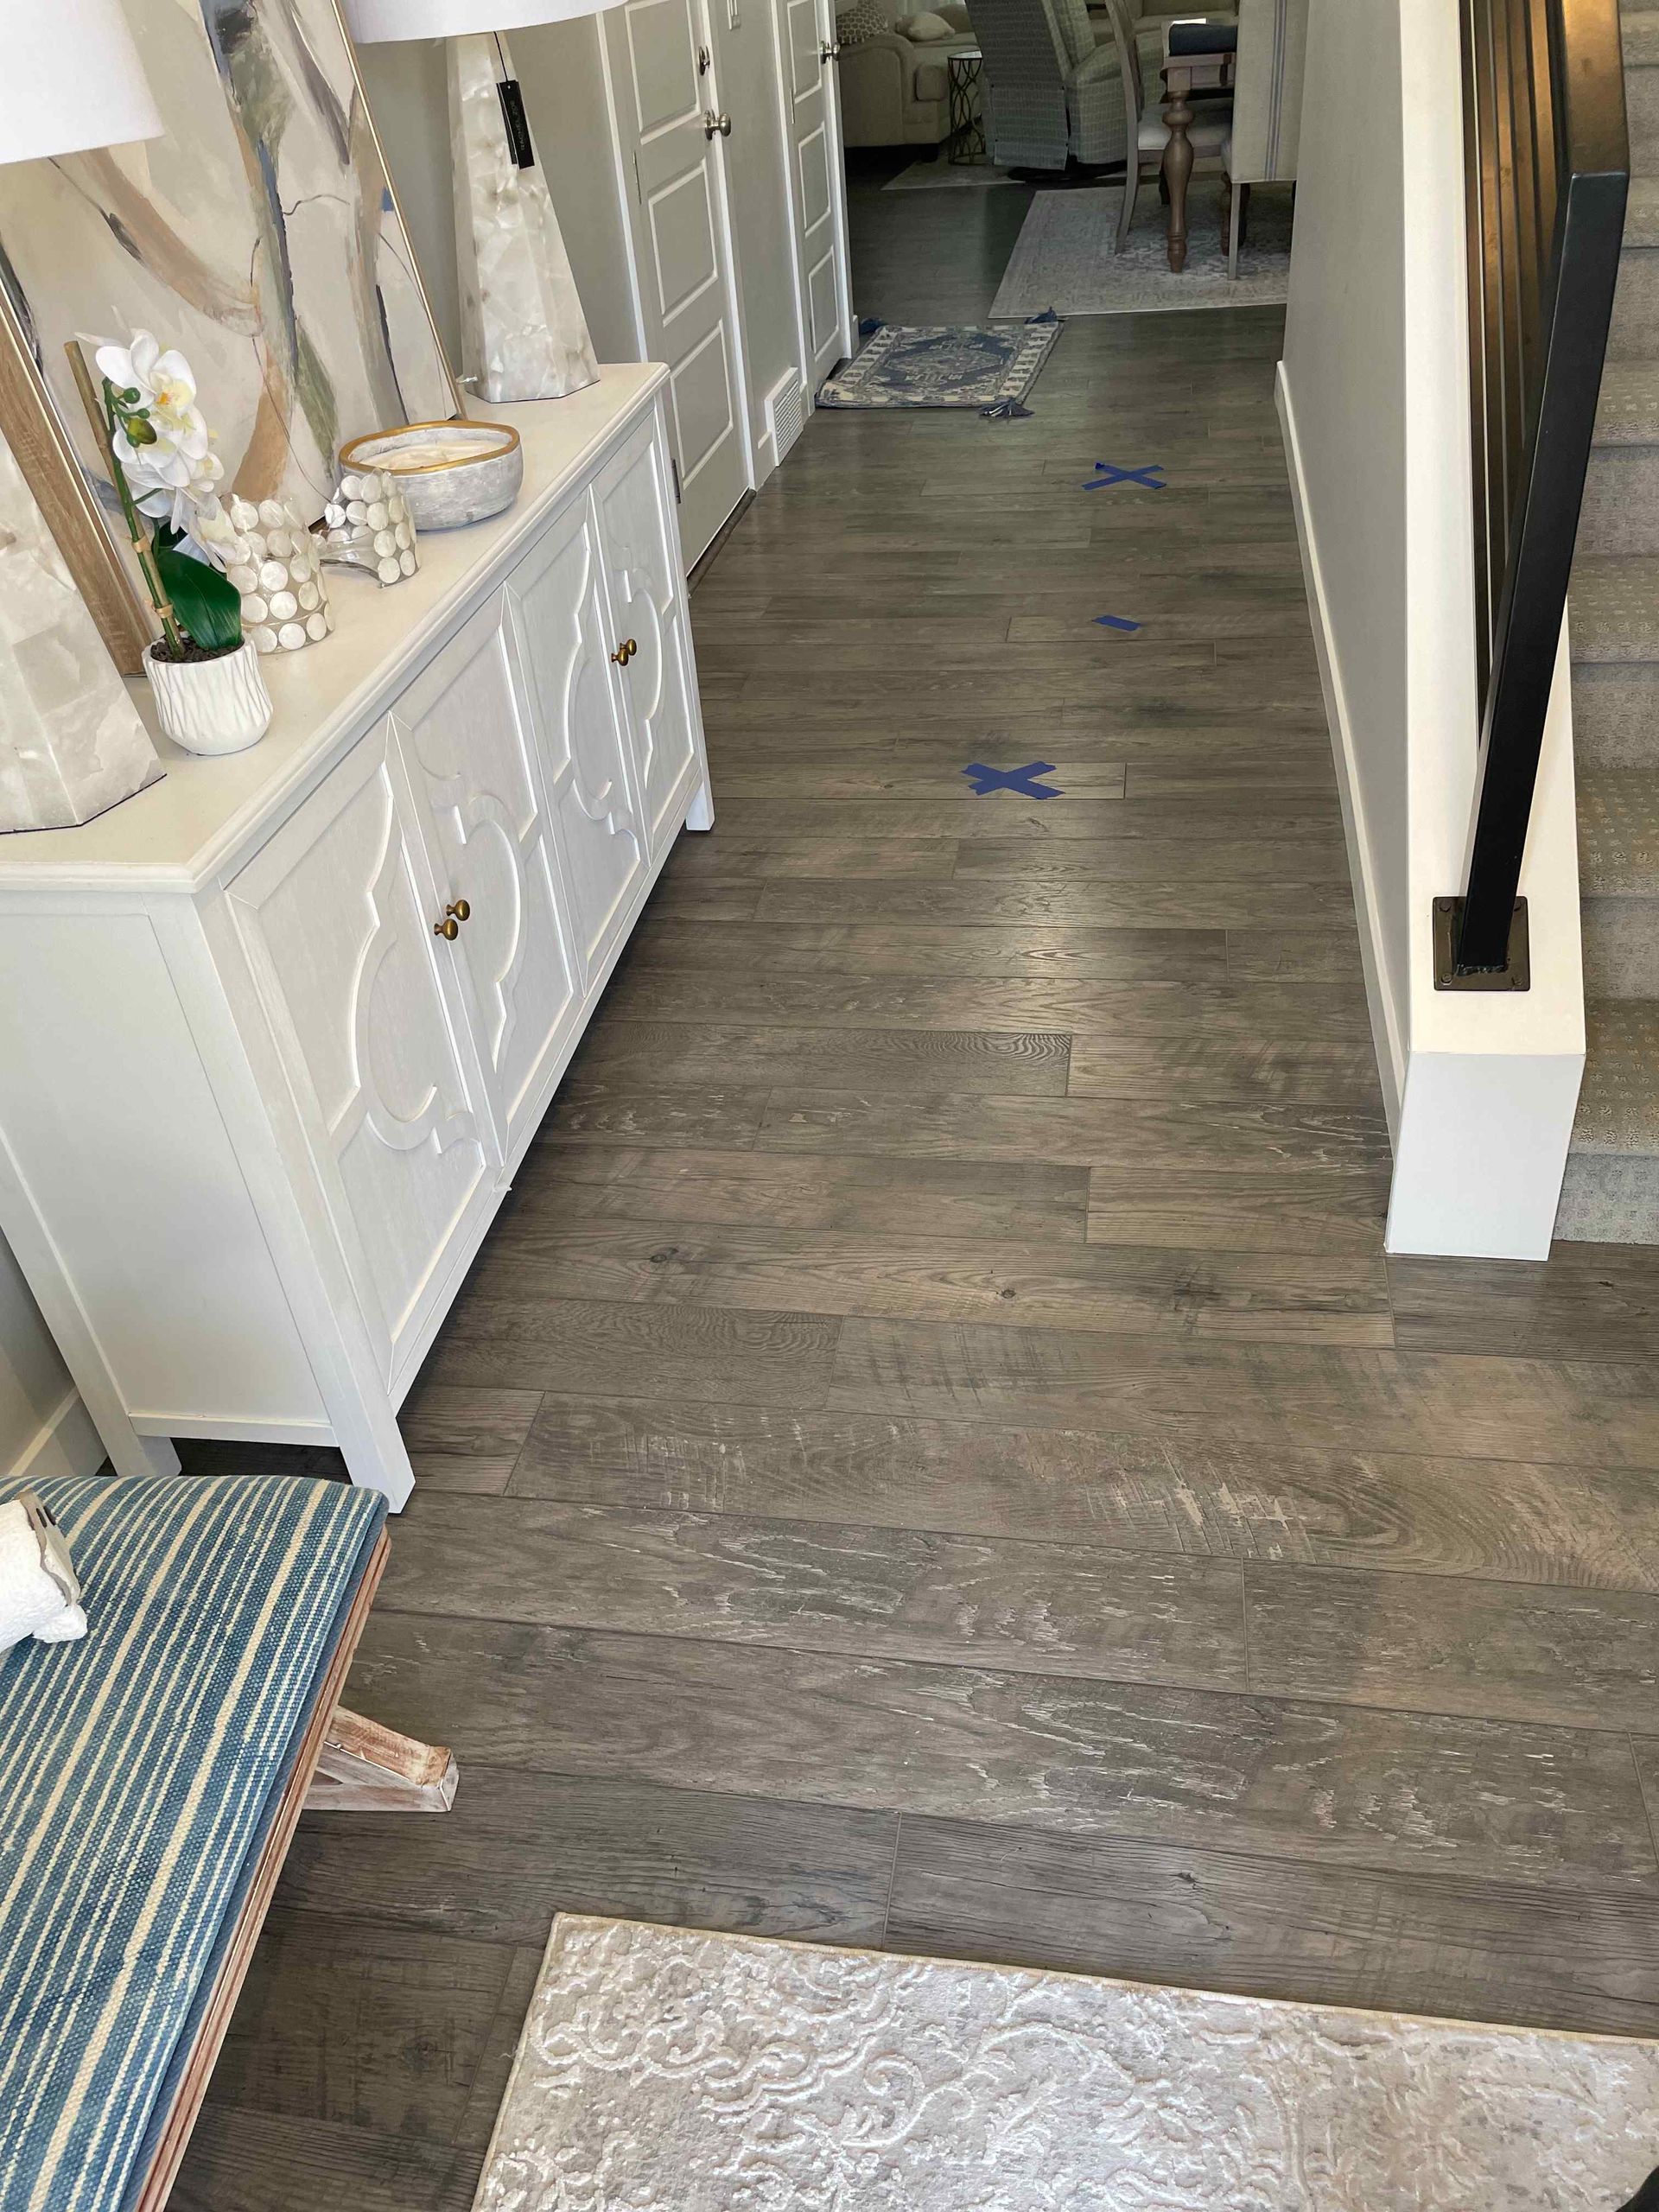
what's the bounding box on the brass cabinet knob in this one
[435,916,459,940]
[610,638,638,665]
[447,899,471,922]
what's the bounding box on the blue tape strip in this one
[1093,613,1141,632]
[1083,462,1166,490]
[962,761,1062,798]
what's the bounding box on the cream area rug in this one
[885,157,1013,190]
[474,1916,1659,2210]
[991,177,1293,317]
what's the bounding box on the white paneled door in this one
[775,0,854,385]
[606,0,751,565]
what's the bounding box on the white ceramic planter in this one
[143,639,273,757]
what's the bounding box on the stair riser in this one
[1608,247,1659,359]
[1569,660,1659,766]
[1580,444,1659,553]
[1554,1150,1659,1241]
[1581,897,1659,995]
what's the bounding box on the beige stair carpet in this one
[474,1916,1658,2210]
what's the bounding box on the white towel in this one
[0,1491,86,1655]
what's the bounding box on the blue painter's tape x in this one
[1093,613,1141,632]
[963,761,1063,798]
[1084,461,1166,490]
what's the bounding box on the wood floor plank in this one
[461,1220,1394,1349]
[341,1613,1659,1890]
[429,1293,842,1406]
[824,1316,1659,1467]
[571,1019,1071,1094]
[1086,1164,1391,1255]
[276,1768,898,1949]
[954,837,1354,882]
[507,1144,1091,1242]
[1067,1033,1382,1103]
[377,1493,1250,1690]
[174,2111,467,2212]
[506,1396,1659,1591]
[397,1382,542,1496]
[1244,1563,1659,1730]
[202,1910,515,2143]
[754,1093,1389,1173]
[753,877,1360,931]
[607,972,1372,1042]
[1225,927,1367,982]
[884,1815,1659,2037]
[533,1080,767,1150]
[669,836,958,878]
[1388,1245,1659,1361]
[624,918,1230,982]
[702,797,1341,843]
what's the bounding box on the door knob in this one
[703,109,733,137]
[821,39,840,58]
[611,637,638,664]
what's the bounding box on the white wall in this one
[0,1234,101,1480]
[1280,0,1585,1258]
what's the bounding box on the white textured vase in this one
[143,640,273,757]
[450,33,600,405]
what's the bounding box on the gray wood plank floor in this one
[180,174,1659,2206]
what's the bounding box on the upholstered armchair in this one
[836,0,979,148]
[1222,0,1307,274]
[969,0,1125,172]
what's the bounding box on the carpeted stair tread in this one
[1569,556,1659,661]
[1569,1001,1659,1153]
[1622,176,1659,248]
[1577,766,1659,893]
[1596,359,1659,442]
[1624,5,1659,64]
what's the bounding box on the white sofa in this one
[836,0,979,148]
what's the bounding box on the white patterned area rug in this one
[991,178,1292,317]
[474,1916,1659,2211]
[885,156,1013,189]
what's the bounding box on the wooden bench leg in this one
[303,1705,458,1813]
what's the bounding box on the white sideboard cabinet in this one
[0,367,712,1507]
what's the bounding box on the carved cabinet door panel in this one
[227,726,499,1389]
[391,592,582,1159]
[512,494,651,982]
[593,416,702,855]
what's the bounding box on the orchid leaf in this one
[154,524,242,654]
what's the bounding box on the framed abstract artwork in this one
[0,0,460,673]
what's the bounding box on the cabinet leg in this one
[340,1427,416,1511]
[686,777,715,832]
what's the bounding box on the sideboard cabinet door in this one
[593,417,702,855]
[391,592,582,1159]
[511,497,650,981]
[227,727,499,1389]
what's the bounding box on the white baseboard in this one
[6,1388,105,1484]
[1275,362,1406,1138]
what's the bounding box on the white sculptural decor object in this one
[340,0,626,404]
[0,425,163,832]
[0,0,167,830]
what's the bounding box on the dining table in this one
[1159,25,1237,273]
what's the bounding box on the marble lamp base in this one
[450,34,601,406]
[0,429,162,835]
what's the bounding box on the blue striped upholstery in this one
[0,1474,385,2212]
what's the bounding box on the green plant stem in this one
[61,343,183,655]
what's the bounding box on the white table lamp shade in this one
[0,0,163,165]
[343,0,626,37]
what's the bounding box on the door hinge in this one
[697,42,711,72]
[671,456,682,504]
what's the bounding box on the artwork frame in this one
[0,0,461,677]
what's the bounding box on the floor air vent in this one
[766,372,809,462]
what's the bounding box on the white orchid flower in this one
[94,327,224,531]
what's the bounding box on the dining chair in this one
[1221,0,1308,276]
[1101,0,1232,250]
[970,0,1128,172]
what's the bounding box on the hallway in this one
[177,308,1659,2208]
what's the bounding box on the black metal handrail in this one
[1442,0,1628,984]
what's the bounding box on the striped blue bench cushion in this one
[0,1473,385,2212]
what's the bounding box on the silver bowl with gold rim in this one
[337,419,523,531]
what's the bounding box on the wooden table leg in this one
[1162,79,1195,273]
